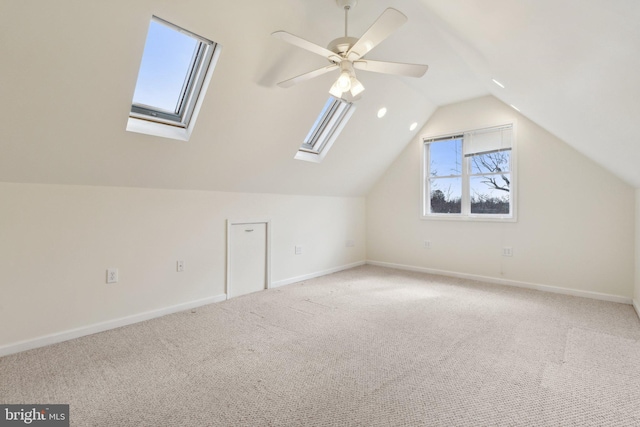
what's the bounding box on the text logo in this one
[0,405,69,427]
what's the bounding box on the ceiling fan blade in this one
[272,31,342,62]
[353,60,428,78]
[346,8,408,61]
[277,64,339,88]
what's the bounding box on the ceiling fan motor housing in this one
[336,0,357,9]
[328,36,358,56]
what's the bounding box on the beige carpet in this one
[2,265,640,426]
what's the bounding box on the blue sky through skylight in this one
[132,20,198,113]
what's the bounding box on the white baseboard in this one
[1,262,368,357]
[271,261,366,288]
[0,294,227,357]
[6,259,626,357]
[633,300,640,319]
[367,260,633,305]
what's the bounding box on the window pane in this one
[430,177,462,214]
[470,150,510,175]
[430,139,462,177]
[470,175,510,214]
[133,20,198,113]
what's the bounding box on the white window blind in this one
[463,125,512,157]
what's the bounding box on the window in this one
[295,96,355,163]
[126,16,221,141]
[423,124,515,220]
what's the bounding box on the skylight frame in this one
[126,16,221,141]
[295,96,355,163]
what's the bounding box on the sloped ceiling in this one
[419,0,640,188]
[0,0,638,197]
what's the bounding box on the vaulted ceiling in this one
[1,0,638,196]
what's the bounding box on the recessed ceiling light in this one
[491,78,505,88]
[377,107,387,118]
[409,122,418,131]
[510,104,520,112]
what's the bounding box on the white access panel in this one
[227,221,269,299]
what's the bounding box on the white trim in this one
[0,259,366,357]
[367,260,632,305]
[126,117,192,141]
[11,260,627,357]
[421,122,517,222]
[633,300,640,319]
[0,294,226,357]
[226,219,271,298]
[271,261,366,288]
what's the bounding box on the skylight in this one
[126,16,221,141]
[295,96,355,163]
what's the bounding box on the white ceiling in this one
[419,0,640,188]
[0,0,638,196]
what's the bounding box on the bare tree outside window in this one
[429,138,462,214]
[469,150,510,214]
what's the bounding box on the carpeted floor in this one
[2,265,640,426]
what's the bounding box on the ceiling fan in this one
[272,0,428,99]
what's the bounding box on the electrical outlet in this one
[295,245,303,255]
[424,240,431,249]
[346,240,355,247]
[177,260,185,272]
[106,268,118,284]
[502,247,513,257]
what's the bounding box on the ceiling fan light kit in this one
[272,0,428,100]
[349,76,365,96]
[329,61,365,98]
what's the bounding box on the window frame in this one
[126,16,222,141]
[295,96,355,163]
[421,123,517,222]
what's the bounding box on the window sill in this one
[126,117,192,141]
[294,150,324,163]
[421,214,517,223]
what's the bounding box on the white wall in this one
[367,96,635,300]
[635,189,640,312]
[0,183,365,352]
